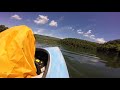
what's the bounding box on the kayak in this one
[33,47,69,78]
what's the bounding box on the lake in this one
[36,43,120,78]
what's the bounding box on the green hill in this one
[34,34,60,45]
[97,39,120,55]
[59,38,98,50]
[106,39,120,44]
[35,34,120,56]
[35,34,98,50]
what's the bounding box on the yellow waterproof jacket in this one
[0,25,37,78]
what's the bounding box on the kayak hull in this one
[44,47,69,78]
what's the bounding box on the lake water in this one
[36,43,120,78]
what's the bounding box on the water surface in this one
[36,43,120,78]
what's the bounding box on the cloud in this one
[84,34,89,37]
[77,29,84,34]
[33,28,54,37]
[57,26,74,33]
[66,26,72,30]
[77,29,106,43]
[95,38,106,44]
[72,29,75,31]
[85,30,92,35]
[33,28,45,34]
[90,35,95,37]
[69,27,72,29]
[90,35,95,39]
[82,30,96,39]
[11,14,22,20]
[34,15,49,25]
[49,20,58,27]
[78,32,83,34]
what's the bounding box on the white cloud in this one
[49,20,58,27]
[78,32,84,34]
[77,29,82,32]
[72,29,74,31]
[76,28,106,44]
[33,28,54,38]
[90,35,95,37]
[83,30,96,39]
[34,15,49,25]
[90,35,95,39]
[69,27,72,29]
[11,14,22,20]
[33,28,45,34]
[95,38,106,44]
[85,30,92,35]
[84,34,89,37]
[77,29,84,34]
[66,26,72,30]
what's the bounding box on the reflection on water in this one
[96,52,120,68]
[36,43,120,78]
[60,44,120,68]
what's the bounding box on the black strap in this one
[35,61,41,75]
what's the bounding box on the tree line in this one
[0,25,8,32]
[97,39,120,56]
[59,38,98,50]
[59,38,120,56]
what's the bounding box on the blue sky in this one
[0,12,120,43]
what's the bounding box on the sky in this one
[0,12,120,44]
